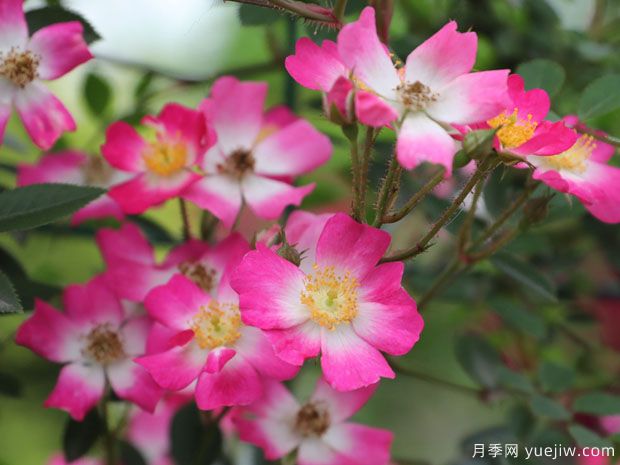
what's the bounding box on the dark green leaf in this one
[573,392,620,415]
[497,367,535,394]
[0,270,22,314]
[134,72,155,99]
[516,59,566,97]
[569,425,614,448]
[578,75,620,120]
[171,403,223,465]
[491,252,557,303]
[239,4,279,25]
[0,184,105,233]
[455,334,502,388]
[63,409,102,462]
[26,7,101,44]
[119,440,148,465]
[530,395,571,420]
[538,361,575,393]
[84,73,112,116]
[490,297,546,339]
[0,372,22,397]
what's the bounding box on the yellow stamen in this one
[544,135,595,174]
[300,264,359,330]
[488,108,537,149]
[143,139,188,176]
[190,301,242,350]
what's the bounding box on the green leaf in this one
[25,7,101,44]
[0,270,21,314]
[0,371,22,397]
[63,409,102,462]
[491,252,558,303]
[238,4,279,25]
[462,128,497,160]
[491,297,546,339]
[530,395,571,420]
[516,59,566,97]
[0,184,105,233]
[134,72,155,99]
[455,333,502,388]
[578,74,620,120]
[497,367,535,394]
[171,403,223,465]
[573,392,620,415]
[569,425,614,448]
[119,440,147,465]
[538,361,575,393]
[84,73,112,116]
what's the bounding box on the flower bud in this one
[277,241,304,267]
[463,128,497,160]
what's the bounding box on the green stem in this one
[381,157,499,262]
[344,125,363,222]
[390,360,482,395]
[179,199,191,240]
[372,155,401,227]
[358,127,377,221]
[382,167,445,224]
[457,174,484,253]
[100,396,117,465]
[227,0,340,26]
[200,211,219,242]
[333,0,348,21]
[578,126,620,148]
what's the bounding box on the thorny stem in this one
[225,0,341,27]
[359,127,378,220]
[577,126,620,148]
[344,125,363,221]
[381,157,500,262]
[373,155,401,227]
[179,199,191,240]
[457,175,485,253]
[382,167,445,224]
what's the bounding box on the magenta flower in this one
[15,276,161,420]
[102,103,211,214]
[17,151,129,224]
[96,223,249,303]
[182,76,332,227]
[234,379,393,465]
[136,271,299,410]
[231,213,423,391]
[526,118,620,223]
[0,0,92,149]
[486,74,578,157]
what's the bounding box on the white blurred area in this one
[545,0,596,31]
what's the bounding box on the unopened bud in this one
[452,149,471,169]
[277,241,304,267]
[463,128,497,160]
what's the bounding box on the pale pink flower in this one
[235,378,393,465]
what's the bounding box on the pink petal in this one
[107,359,162,412]
[119,315,151,356]
[512,121,579,156]
[263,105,299,129]
[242,175,315,220]
[297,438,357,465]
[396,113,457,175]
[253,119,332,177]
[136,343,205,391]
[315,213,390,279]
[71,196,124,225]
[28,22,92,80]
[285,210,333,265]
[231,244,308,330]
[263,321,322,366]
[15,299,81,363]
[337,7,399,98]
[354,262,423,355]
[101,121,147,172]
[17,150,85,186]
[45,363,105,421]
[427,70,510,124]
[310,377,377,422]
[320,326,394,391]
[145,274,209,331]
[285,38,347,92]
[63,276,124,329]
[405,21,477,89]
[205,76,267,153]
[508,74,550,122]
[0,0,28,49]
[14,83,75,150]
[182,175,242,228]
[204,347,237,374]
[323,423,393,465]
[583,163,620,223]
[105,259,171,302]
[96,222,155,266]
[354,90,398,127]
[325,75,354,121]
[235,326,300,379]
[195,356,262,409]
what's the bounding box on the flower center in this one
[0,48,40,88]
[487,108,537,149]
[300,264,359,330]
[83,324,125,364]
[178,261,217,293]
[397,80,438,111]
[82,156,114,186]
[543,135,595,174]
[295,403,330,437]
[190,301,242,350]
[142,139,188,177]
[217,149,255,179]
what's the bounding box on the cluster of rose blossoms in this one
[4,0,619,462]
